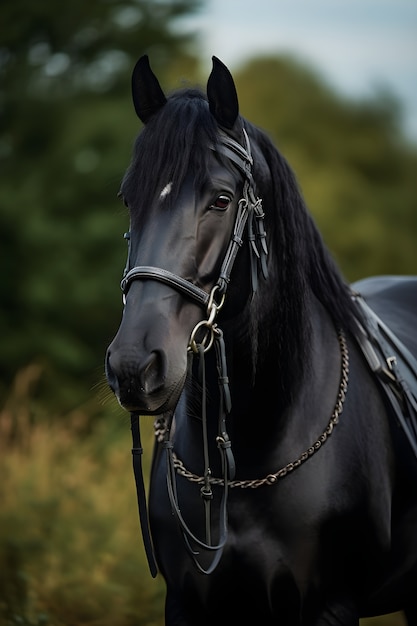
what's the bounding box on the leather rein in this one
[120,127,350,577]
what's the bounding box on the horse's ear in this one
[131,55,167,124]
[207,57,239,130]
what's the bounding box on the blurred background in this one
[0,0,416,624]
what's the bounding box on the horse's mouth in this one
[116,371,187,416]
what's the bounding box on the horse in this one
[105,55,417,625]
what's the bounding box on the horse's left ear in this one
[131,55,167,123]
[207,57,239,130]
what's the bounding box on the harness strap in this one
[162,334,234,575]
[198,344,213,545]
[214,128,268,296]
[129,327,235,577]
[122,266,209,307]
[353,293,417,459]
[216,128,253,178]
[214,328,235,480]
[217,182,251,294]
[130,413,158,577]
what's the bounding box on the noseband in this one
[123,127,268,577]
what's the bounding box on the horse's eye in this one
[210,195,232,211]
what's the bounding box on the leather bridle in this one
[123,127,268,577]
[121,127,352,580]
[121,127,268,304]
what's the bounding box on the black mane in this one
[237,122,360,403]
[248,123,359,335]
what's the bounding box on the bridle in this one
[121,127,268,305]
[121,126,350,578]
[123,126,268,577]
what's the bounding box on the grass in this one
[0,365,407,625]
[0,365,165,625]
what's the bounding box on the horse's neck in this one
[174,296,342,470]
[225,297,342,467]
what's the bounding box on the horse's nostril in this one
[140,351,166,396]
[105,343,170,410]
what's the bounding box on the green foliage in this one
[0,0,204,407]
[234,56,417,282]
[2,0,417,414]
[2,4,417,411]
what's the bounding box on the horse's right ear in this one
[131,55,167,123]
[207,56,239,130]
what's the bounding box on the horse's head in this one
[106,56,266,414]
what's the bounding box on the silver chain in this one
[154,329,349,489]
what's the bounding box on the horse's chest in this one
[150,461,308,578]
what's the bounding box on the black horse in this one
[105,56,417,625]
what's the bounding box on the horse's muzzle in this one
[105,343,187,414]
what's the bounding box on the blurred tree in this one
[0,0,204,407]
[234,56,417,282]
[1,23,417,412]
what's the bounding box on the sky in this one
[181,0,417,141]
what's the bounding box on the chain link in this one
[155,329,349,489]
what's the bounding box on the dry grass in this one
[0,365,165,625]
[0,365,407,625]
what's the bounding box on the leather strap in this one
[353,294,417,460]
[216,182,252,294]
[130,413,158,577]
[215,128,253,178]
[122,266,210,307]
[121,126,267,303]
[162,333,235,575]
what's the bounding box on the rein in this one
[162,334,235,575]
